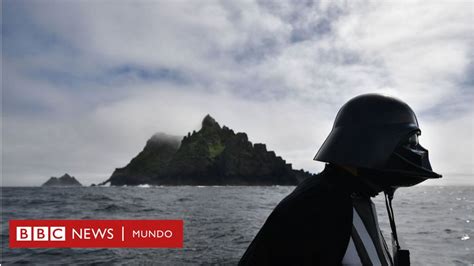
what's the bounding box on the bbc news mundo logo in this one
[10,220,183,248]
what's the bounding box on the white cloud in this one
[3,0,473,185]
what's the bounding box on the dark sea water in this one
[1,186,473,265]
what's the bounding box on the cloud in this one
[2,0,473,185]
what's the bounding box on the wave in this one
[95,204,129,212]
[81,194,113,201]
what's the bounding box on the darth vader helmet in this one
[314,94,441,188]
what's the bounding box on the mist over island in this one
[100,115,314,186]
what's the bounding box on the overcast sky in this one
[2,0,473,186]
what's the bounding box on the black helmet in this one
[314,94,441,187]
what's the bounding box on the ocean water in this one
[1,186,473,265]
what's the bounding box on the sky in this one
[2,0,473,186]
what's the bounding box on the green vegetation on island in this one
[101,115,314,186]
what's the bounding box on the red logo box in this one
[10,220,183,248]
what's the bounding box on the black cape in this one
[239,165,357,265]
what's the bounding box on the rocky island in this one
[42,173,83,187]
[101,115,314,186]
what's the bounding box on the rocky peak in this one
[42,173,82,187]
[61,173,72,179]
[202,114,220,129]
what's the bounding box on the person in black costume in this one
[239,94,441,266]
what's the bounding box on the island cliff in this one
[101,115,314,186]
[42,173,82,187]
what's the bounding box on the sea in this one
[1,186,473,265]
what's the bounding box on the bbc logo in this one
[16,226,66,241]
